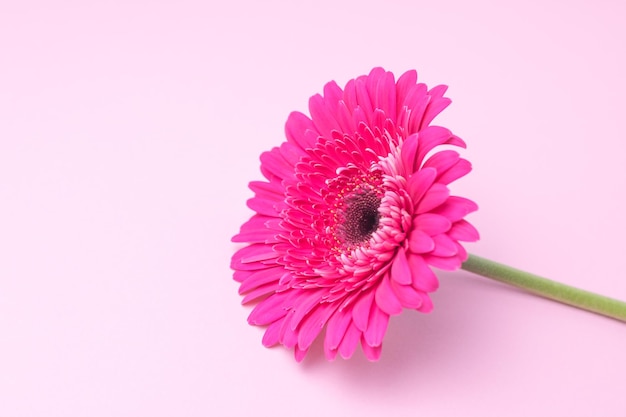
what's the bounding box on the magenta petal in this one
[297,303,336,351]
[449,220,480,242]
[432,196,478,222]
[234,244,278,264]
[423,149,460,173]
[424,254,463,271]
[262,320,283,347]
[285,111,317,150]
[240,282,280,304]
[407,253,439,292]
[375,274,403,316]
[374,70,396,119]
[338,322,361,359]
[361,338,383,361]
[390,247,412,285]
[415,126,455,165]
[395,69,418,110]
[414,213,452,235]
[231,229,276,244]
[248,293,290,325]
[294,346,308,362]
[246,196,280,217]
[438,158,472,185]
[417,293,434,313]
[408,229,435,253]
[406,167,437,201]
[259,148,296,182]
[431,234,459,257]
[363,305,389,347]
[324,344,339,361]
[352,289,375,331]
[325,309,352,351]
[278,310,298,348]
[289,291,323,330]
[309,93,341,140]
[400,133,419,173]
[421,96,451,129]
[323,80,343,114]
[231,244,278,270]
[389,278,423,309]
[416,183,450,214]
[238,267,283,294]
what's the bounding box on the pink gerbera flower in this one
[231,67,479,361]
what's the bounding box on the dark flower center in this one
[339,190,381,245]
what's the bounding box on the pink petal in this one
[289,291,324,330]
[262,319,283,347]
[406,167,437,202]
[363,305,389,347]
[233,243,278,265]
[416,183,450,214]
[297,303,336,351]
[424,254,462,271]
[324,345,339,361]
[246,196,280,217]
[294,346,308,362]
[285,111,316,150]
[241,283,280,304]
[361,337,383,361]
[278,309,298,348]
[325,308,353,351]
[375,274,403,316]
[417,293,434,313]
[389,278,423,309]
[395,69,418,112]
[323,80,343,115]
[408,229,435,253]
[249,180,284,199]
[437,158,472,185]
[336,100,356,134]
[407,253,439,292]
[231,244,278,270]
[406,87,429,132]
[354,78,374,123]
[352,289,375,331]
[448,220,480,242]
[390,247,412,285]
[342,78,358,114]
[422,149,460,173]
[414,213,452,235]
[431,234,458,257]
[259,148,295,182]
[432,196,478,222]
[233,270,252,283]
[374,70,396,118]
[309,93,341,140]
[400,133,419,173]
[232,219,279,243]
[231,229,277,244]
[338,322,361,359]
[239,268,281,294]
[421,94,451,129]
[248,292,291,325]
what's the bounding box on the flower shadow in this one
[298,269,510,390]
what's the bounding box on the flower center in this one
[338,190,381,245]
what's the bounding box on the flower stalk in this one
[461,254,626,322]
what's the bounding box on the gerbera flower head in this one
[231,67,478,361]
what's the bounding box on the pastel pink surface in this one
[1,1,625,416]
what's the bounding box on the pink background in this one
[1,1,625,416]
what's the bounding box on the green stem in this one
[461,253,626,323]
